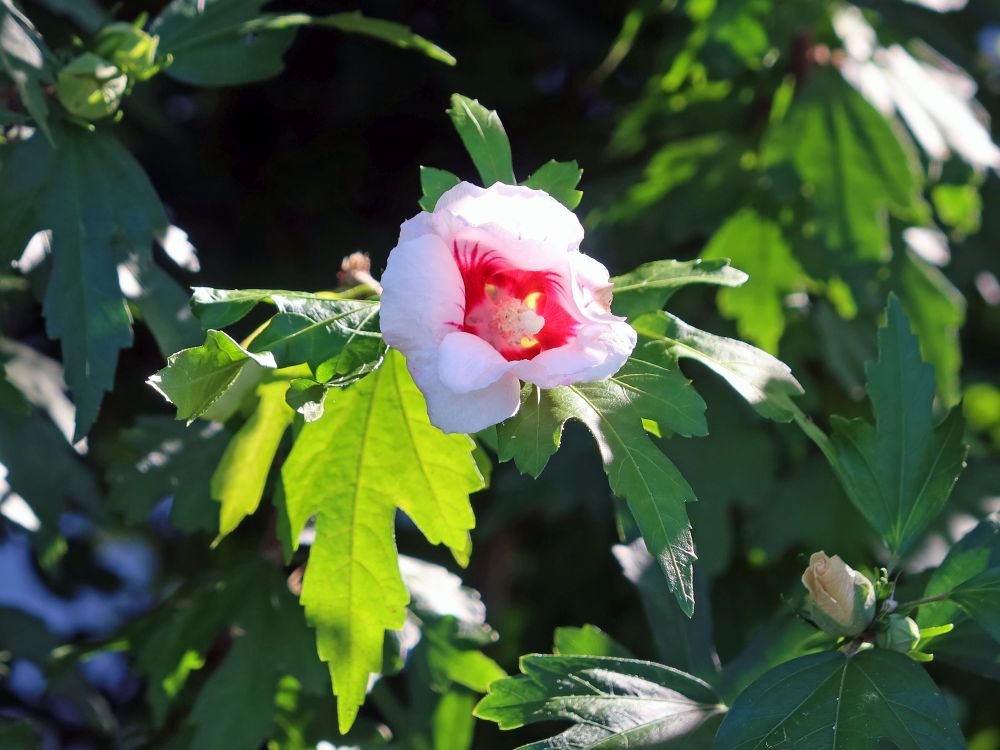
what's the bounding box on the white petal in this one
[398,212,435,244]
[380,234,465,358]
[434,182,584,270]
[437,331,514,393]
[512,320,637,388]
[405,349,520,433]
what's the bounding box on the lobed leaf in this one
[280,350,484,731]
[829,297,967,556]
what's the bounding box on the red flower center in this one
[454,243,579,361]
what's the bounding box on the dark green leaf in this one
[633,311,803,422]
[447,94,516,186]
[502,344,706,615]
[419,166,461,211]
[610,258,747,322]
[120,254,204,358]
[950,567,1000,643]
[106,416,230,533]
[285,377,328,422]
[0,126,169,438]
[830,297,967,556]
[419,616,506,693]
[715,650,964,750]
[280,350,484,731]
[148,330,276,423]
[154,2,453,85]
[0,1,52,140]
[522,160,583,210]
[474,654,722,749]
[920,515,1000,629]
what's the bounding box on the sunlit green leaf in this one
[447,94,516,186]
[475,654,722,749]
[280,350,484,731]
[763,69,922,261]
[149,330,276,423]
[610,258,747,322]
[633,311,803,422]
[522,160,583,210]
[700,208,805,353]
[419,166,461,211]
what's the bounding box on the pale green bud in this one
[56,53,127,121]
[94,22,160,81]
[876,614,921,653]
[801,551,876,638]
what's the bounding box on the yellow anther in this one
[485,283,500,302]
[520,336,539,348]
[523,291,543,310]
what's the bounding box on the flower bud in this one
[56,53,127,121]
[94,22,160,81]
[876,614,920,653]
[801,551,876,638]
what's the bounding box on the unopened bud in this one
[801,551,876,638]
[876,614,920,653]
[338,251,382,294]
[94,22,161,81]
[56,53,127,121]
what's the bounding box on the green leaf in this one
[931,183,981,235]
[154,1,453,86]
[419,166,461,211]
[190,287,331,328]
[474,655,723,749]
[897,249,966,407]
[522,160,583,210]
[280,350,484,731]
[762,69,922,261]
[633,311,803,422]
[700,208,805,353]
[920,515,1000,629]
[0,720,41,750]
[248,298,384,383]
[120,253,204,358]
[0,350,29,415]
[613,538,718,677]
[0,1,53,140]
[148,330,276,423]
[950,568,1000,644]
[610,258,748,322]
[432,689,477,750]
[211,379,294,539]
[285,377,328,422]
[311,11,455,66]
[715,650,964,750]
[499,345,706,615]
[553,624,632,658]
[0,126,169,439]
[829,297,967,556]
[447,94,516,186]
[106,416,230,533]
[419,616,507,693]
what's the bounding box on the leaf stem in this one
[895,591,951,614]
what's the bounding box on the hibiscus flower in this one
[380,182,636,433]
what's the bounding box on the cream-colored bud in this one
[801,551,876,638]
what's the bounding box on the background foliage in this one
[2,0,1000,748]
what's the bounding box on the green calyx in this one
[94,22,162,81]
[875,614,921,654]
[56,53,128,121]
